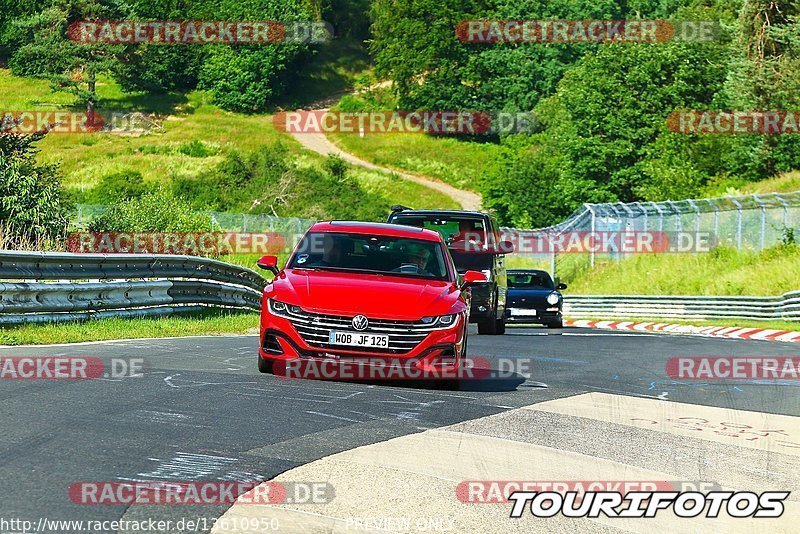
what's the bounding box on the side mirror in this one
[499,240,515,254]
[256,255,279,275]
[557,283,568,290]
[462,270,488,286]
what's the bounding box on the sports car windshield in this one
[509,272,555,290]
[289,232,450,280]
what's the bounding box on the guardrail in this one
[563,292,800,321]
[0,251,267,324]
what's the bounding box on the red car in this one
[255,221,487,380]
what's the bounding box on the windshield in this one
[390,215,491,252]
[508,271,554,290]
[289,232,450,280]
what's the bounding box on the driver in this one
[392,244,433,275]
[317,234,342,266]
[409,247,431,271]
[449,220,483,252]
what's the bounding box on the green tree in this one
[7,0,131,116]
[0,132,71,246]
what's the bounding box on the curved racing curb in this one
[564,319,800,343]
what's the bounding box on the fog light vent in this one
[262,334,283,354]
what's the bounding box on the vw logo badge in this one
[352,314,369,331]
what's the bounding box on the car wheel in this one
[494,317,506,335]
[546,320,563,329]
[477,318,497,335]
[477,290,500,335]
[258,354,274,374]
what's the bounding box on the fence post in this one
[587,205,596,268]
[688,199,700,249]
[731,197,743,250]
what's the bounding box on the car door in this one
[488,216,508,317]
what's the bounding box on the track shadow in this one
[269,362,537,392]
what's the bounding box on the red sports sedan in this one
[255,221,487,381]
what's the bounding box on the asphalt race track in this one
[1,326,799,533]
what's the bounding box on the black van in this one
[387,207,513,334]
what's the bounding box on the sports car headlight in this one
[480,269,493,283]
[546,292,560,305]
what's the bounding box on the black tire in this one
[477,290,500,335]
[477,317,497,335]
[258,355,274,374]
[546,319,563,329]
[494,317,506,335]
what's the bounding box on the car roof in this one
[309,221,443,242]
[508,269,551,276]
[390,209,489,218]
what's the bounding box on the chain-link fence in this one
[502,191,800,280]
[74,191,800,278]
[72,205,314,236]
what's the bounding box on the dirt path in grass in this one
[287,92,482,210]
[289,122,481,210]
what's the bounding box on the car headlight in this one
[546,292,560,305]
[269,299,300,317]
[437,314,456,327]
[421,314,458,328]
[480,269,492,283]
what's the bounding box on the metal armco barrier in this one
[563,292,800,321]
[0,251,267,324]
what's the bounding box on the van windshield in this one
[390,215,490,252]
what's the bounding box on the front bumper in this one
[506,307,562,324]
[468,284,495,320]
[259,312,466,379]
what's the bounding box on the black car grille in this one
[282,307,443,354]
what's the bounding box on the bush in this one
[88,189,212,232]
[0,132,71,247]
[173,143,389,220]
[82,170,151,203]
[177,140,219,158]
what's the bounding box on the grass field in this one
[328,131,499,192]
[563,245,800,296]
[740,171,800,195]
[0,309,259,346]
[0,69,455,211]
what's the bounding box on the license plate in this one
[510,308,537,317]
[328,331,389,348]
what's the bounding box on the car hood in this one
[268,269,461,319]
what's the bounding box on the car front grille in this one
[282,307,443,354]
